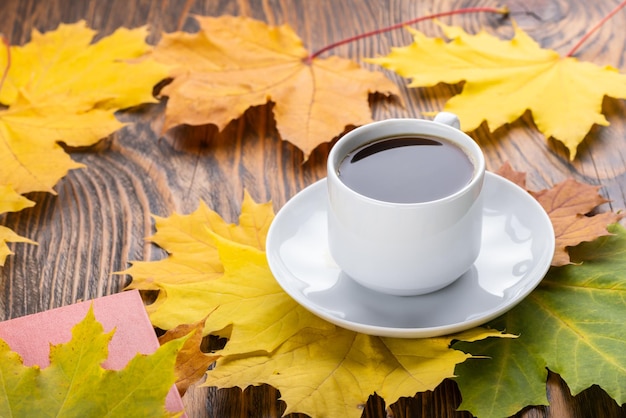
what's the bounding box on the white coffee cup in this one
[327,113,485,296]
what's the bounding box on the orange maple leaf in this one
[496,163,622,266]
[152,15,400,160]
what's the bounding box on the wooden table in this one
[1,0,625,417]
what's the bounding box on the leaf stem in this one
[305,6,509,63]
[0,34,10,97]
[565,0,626,57]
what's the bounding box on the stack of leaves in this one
[0,22,168,264]
[126,164,624,417]
[124,193,510,417]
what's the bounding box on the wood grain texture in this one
[1,0,625,417]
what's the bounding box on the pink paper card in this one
[0,290,185,415]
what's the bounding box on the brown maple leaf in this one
[152,15,400,160]
[496,162,622,266]
[158,316,220,396]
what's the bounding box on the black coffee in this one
[337,135,474,203]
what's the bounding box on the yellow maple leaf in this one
[127,193,512,416]
[0,226,34,266]
[0,21,169,195]
[149,235,333,355]
[369,22,626,159]
[1,22,165,111]
[208,325,509,418]
[0,185,35,265]
[124,191,274,290]
[0,96,123,194]
[152,15,400,160]
[0,21,168,262]
[0,184,34,214]
[126,192,330,354]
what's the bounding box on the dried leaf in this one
[531,180,621,265]
[153,15,400,159]
[1,97,122,194]
[124,192,327,355]
[0,225,35,266]
[0,184,35,214]
[496,163,622,265]
[124,191,273,289]
[494,162,526,189]
[369,22,626,159]
[158,317,219,396]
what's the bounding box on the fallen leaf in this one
[0,21,169,263]
[1,22,165,110]
[1,96,123,195]
[124,191,273,289]
[127,193,513,416]
[532,180,621,265]
[208,326,511,418]
[0,305,185,417]
[0,21,168,195]
[152,15,400,159]
[158,316,220,396]
[0,225,35,266]
[369,21,626,159]
[493,162,526,189]
[140,231,332,356]
[0,184,36,265]
[0,184,35,214]
[496,163,622,265]
[125,192,330,355]
[454,223,626,418]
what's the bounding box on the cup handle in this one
[433,112,461,130]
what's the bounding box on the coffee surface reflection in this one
[337,135,473,203]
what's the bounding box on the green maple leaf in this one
[0,306,186,417]
[454,224,626,418]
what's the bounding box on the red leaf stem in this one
[565,0,626,57]
[305,6,509,63]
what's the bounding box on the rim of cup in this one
[327,118,486,207]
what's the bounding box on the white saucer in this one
[266,172,555,338]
